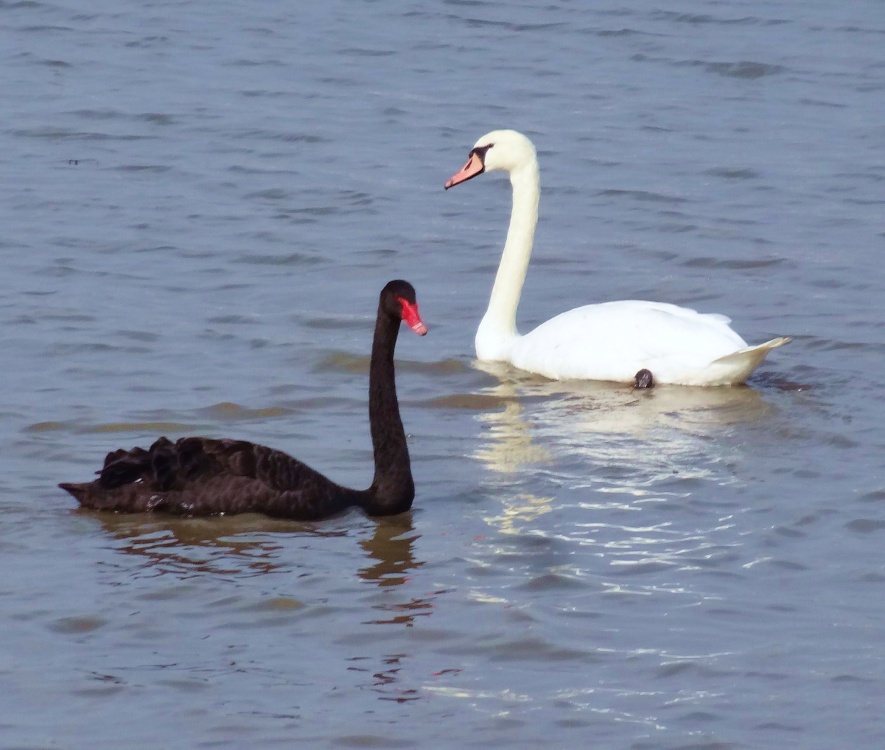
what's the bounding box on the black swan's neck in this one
[361,309,413,515]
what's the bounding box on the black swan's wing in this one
[61,436,358,519]
[94,436,321,491]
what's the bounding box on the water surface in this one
[2,1,884,748]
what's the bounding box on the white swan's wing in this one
[705,336,791,384]
[510,300,762,385]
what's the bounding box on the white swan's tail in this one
[709,336,792,385]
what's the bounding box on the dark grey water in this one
[2,0,884,747]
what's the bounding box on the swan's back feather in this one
[61,436,359,520]
[510,300,769,385]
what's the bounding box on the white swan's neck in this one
[476,160,540,360]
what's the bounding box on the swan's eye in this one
[471,144,493,160]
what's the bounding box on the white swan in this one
[444,129,789,387]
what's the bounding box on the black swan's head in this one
[381,280,427,336]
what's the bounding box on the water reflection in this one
[84,510,427,589]
[346,653,423,703]
[358,513,422,587]
[473,360,776,476]
[471,361,779,535]
[359,513,439,629]
[354,516,447,704]
[84,510,438,705]
[83,512,306,578]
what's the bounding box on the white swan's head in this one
[445,129,538,189]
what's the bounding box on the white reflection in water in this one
[472,362,777,578]
[474,361,774,480]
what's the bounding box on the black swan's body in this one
[59,280,427,520]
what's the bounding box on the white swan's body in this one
[445,129,789,386]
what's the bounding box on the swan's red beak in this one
[445,151,485,189]
[398,298,427,336]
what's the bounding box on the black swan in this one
[59,280,427,520]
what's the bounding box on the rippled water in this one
[2,1,884,747]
